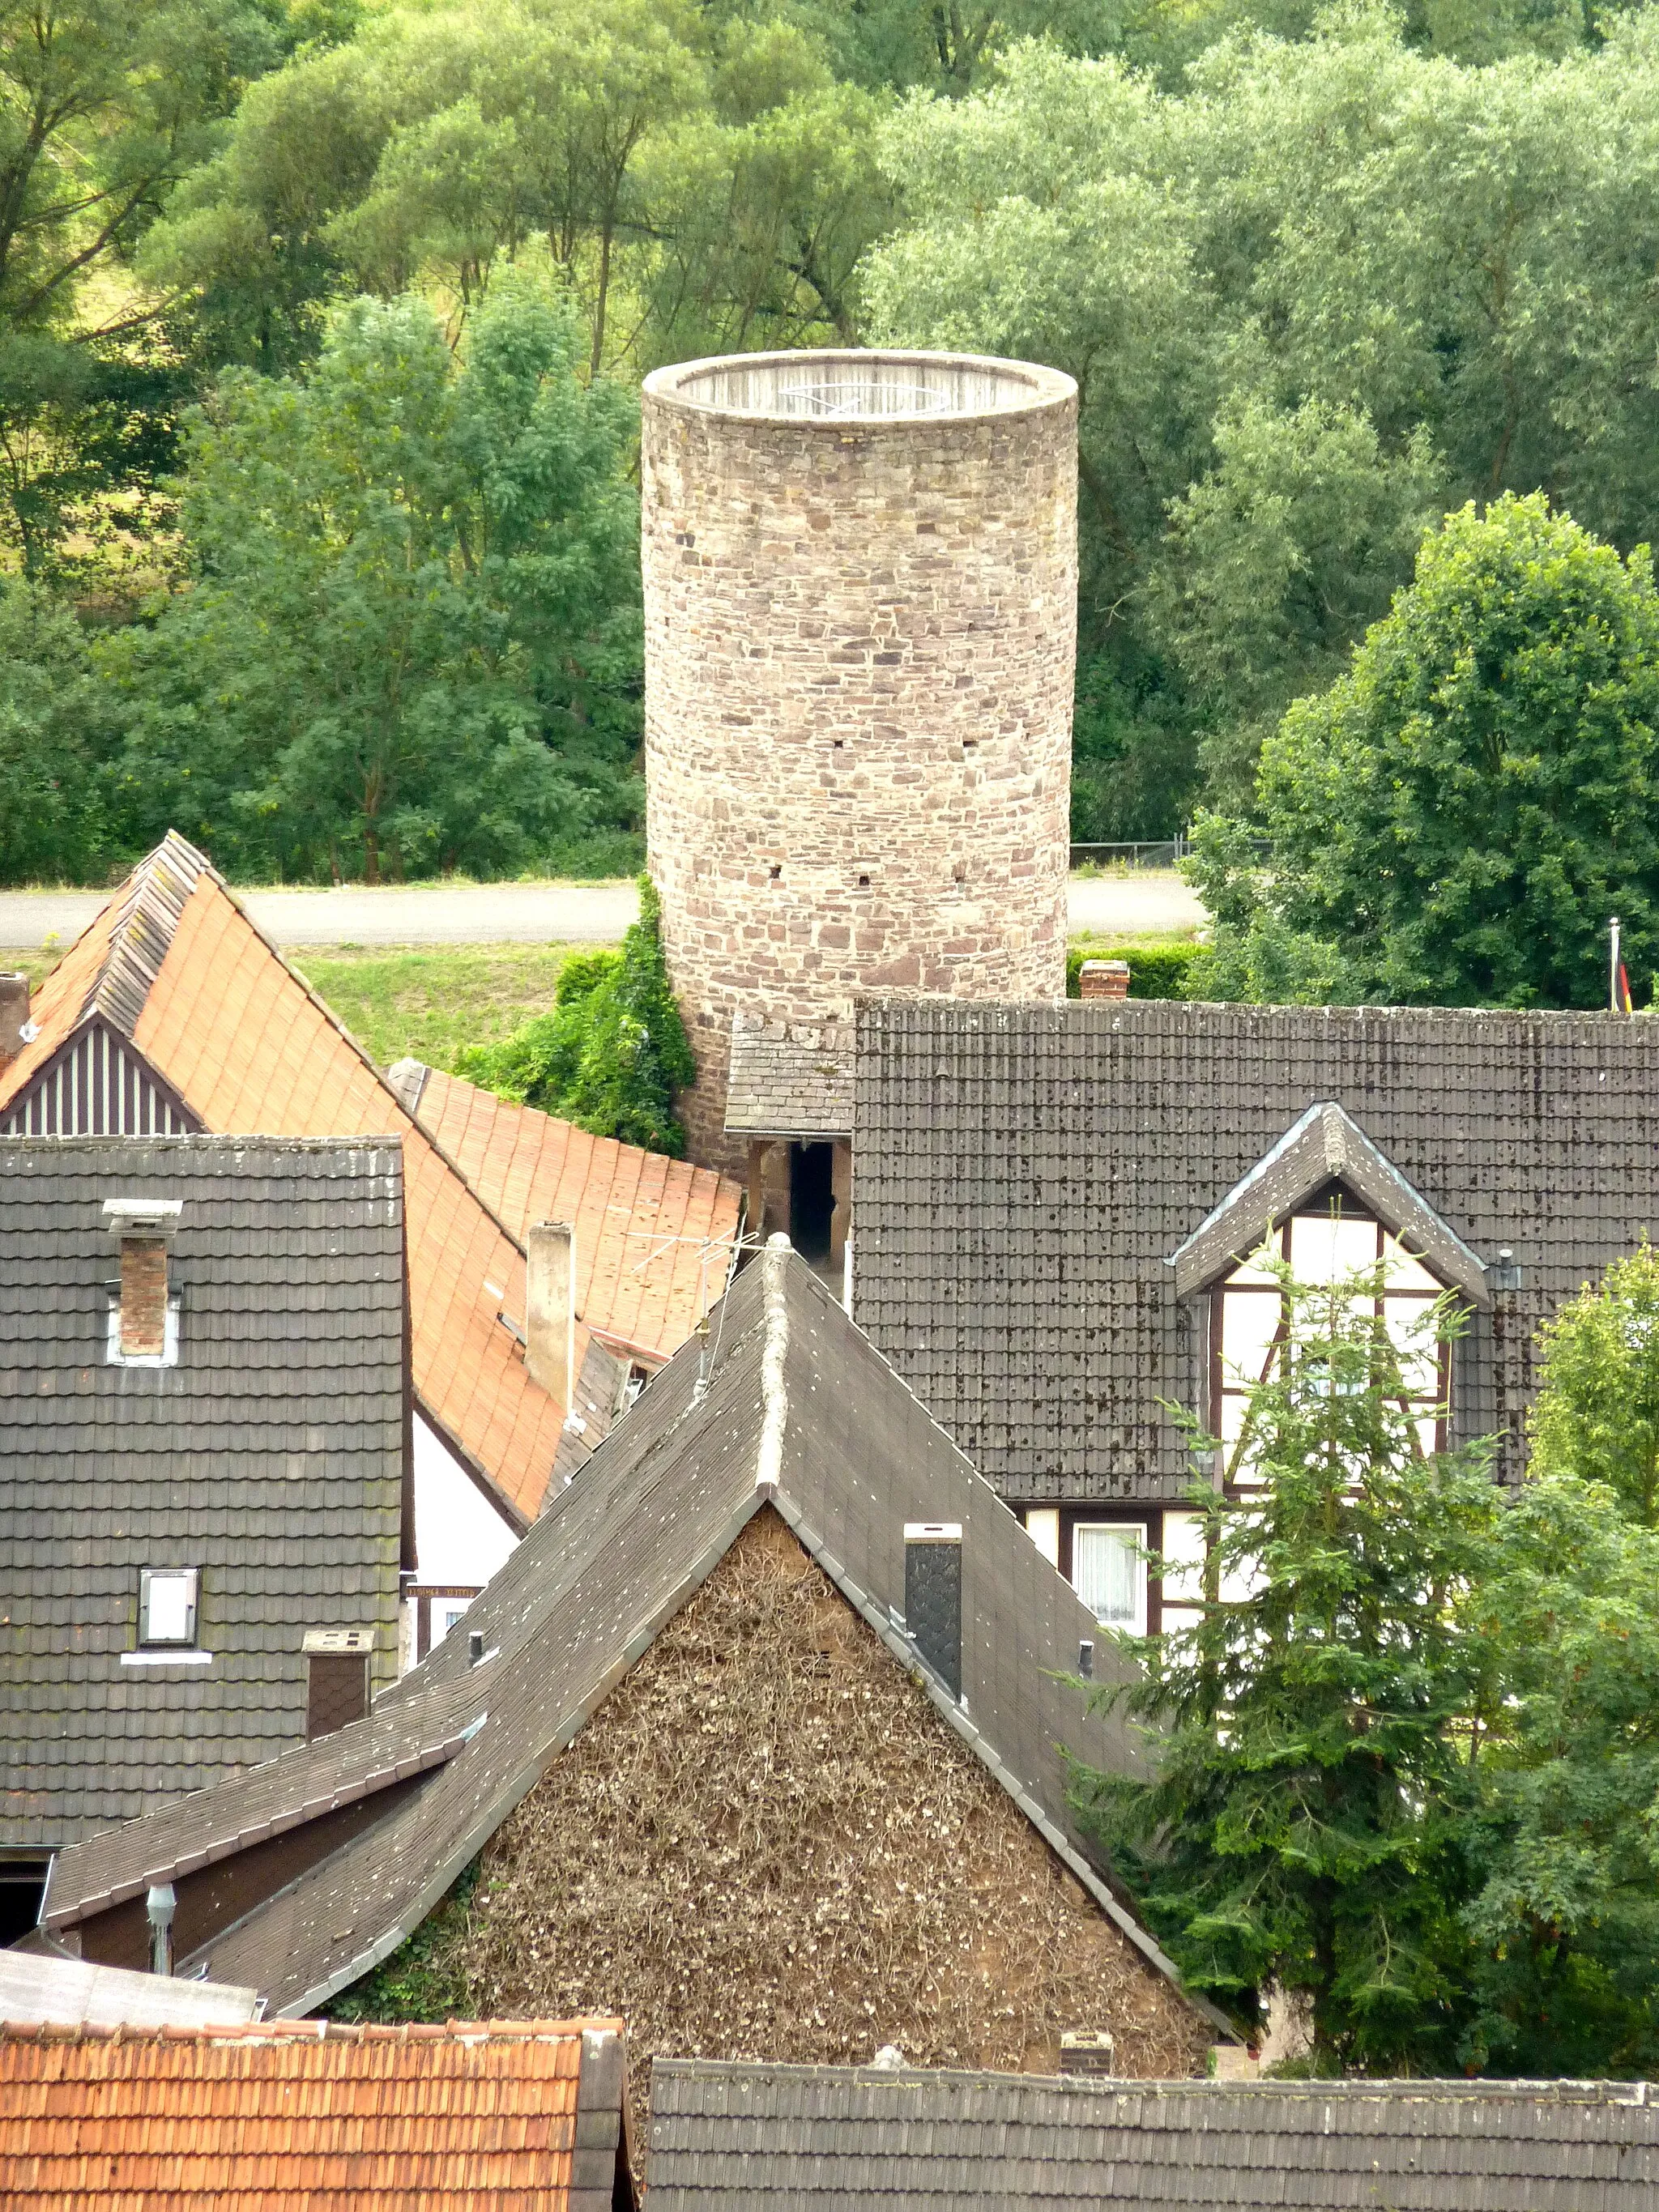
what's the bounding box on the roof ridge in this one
[1,1132,406,1158]
[80,831,215,1038]
[650,2056,1653,2102]
[0,2014,623,2046]
[754,1233,790,1490]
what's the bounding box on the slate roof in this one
[853,999,1659,1502]
[0,2017,633,2212]
[0,1949,258,2031]
[387,1059,743,1365]
[38,1243,1213,2033]
[1167,1099,1491,1305]
[725,1015,855,1138]
[0,834,625,1525]
[646,2062,1659,2212]
[41,1675,479,1929]
[0,1136,406,1848]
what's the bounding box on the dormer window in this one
[1168,1102,1495,1523]
[1213,1196,1451,1488]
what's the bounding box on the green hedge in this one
[1066,941,1203,999]
[454,876,696,1154]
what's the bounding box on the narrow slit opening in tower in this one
[790,1142,836,1264]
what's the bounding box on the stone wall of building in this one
[641,349,1077,1169]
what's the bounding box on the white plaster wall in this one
[1022,1508,1060,1568]
[411,1411,520,1590]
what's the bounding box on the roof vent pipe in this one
[526,1221,577,1414]
[1490,1247,1525,1293]
[903,1523,962,1700]
[468,1630,485,1668]
[146,1882,176,1977]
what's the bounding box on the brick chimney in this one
[0,973,28,1068]
[1078,959,1130,1002]
[302,1626,374,1737]
[1060,2030,1115,2076]
[103,1198,183,1359]
[526,1220,577,1412]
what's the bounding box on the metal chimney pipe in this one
[146,1882,176,1976]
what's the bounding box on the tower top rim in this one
[642,348,1076,428]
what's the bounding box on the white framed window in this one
[1212,1197,1451,1486]
[1158,1509,1208,1616]
[434,1596,474,1643]
[1073,1523,1148,1634]
[139,1567,198,1647]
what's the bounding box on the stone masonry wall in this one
[642,352,1077,1170]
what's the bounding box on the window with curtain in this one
[1073,1523,1147,1634]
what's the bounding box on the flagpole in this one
[1610,916,1622,1012]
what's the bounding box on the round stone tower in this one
[641,347,1077,1171]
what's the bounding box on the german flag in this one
[1618,961,1634,1014]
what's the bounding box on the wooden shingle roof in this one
[0,837,623,1524]
[0,2017,633,2212]
[646,2061,1659,2211]
[390,1061,741,1365]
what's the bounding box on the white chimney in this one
[526,1221,576,1411]
[0,974,28,1068]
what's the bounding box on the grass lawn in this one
[6,926,1200,1077]
[291,944,582,1072]
[11,950,58,994]
[0,940,578,1076]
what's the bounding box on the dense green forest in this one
[6,0,1659,884]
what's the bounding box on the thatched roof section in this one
[455,1507,1213,2162]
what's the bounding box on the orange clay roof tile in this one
[0,2018,624,2212]
[0,914,118,1111]
[1,838,612,1525]
[404,1068,742,1366]
[132,884,583,1523]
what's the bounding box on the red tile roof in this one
[0,837,611,1524]
[0,2018,624,2212]
[403,1068,742,1365]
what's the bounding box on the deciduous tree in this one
[457,878,696,1153]
[1188,495,1659,1009]
[104,282,642,882]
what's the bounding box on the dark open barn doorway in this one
[789,1142,836,1264]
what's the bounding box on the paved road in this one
[1068,871,1205,939]
[0,871,1204,953]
